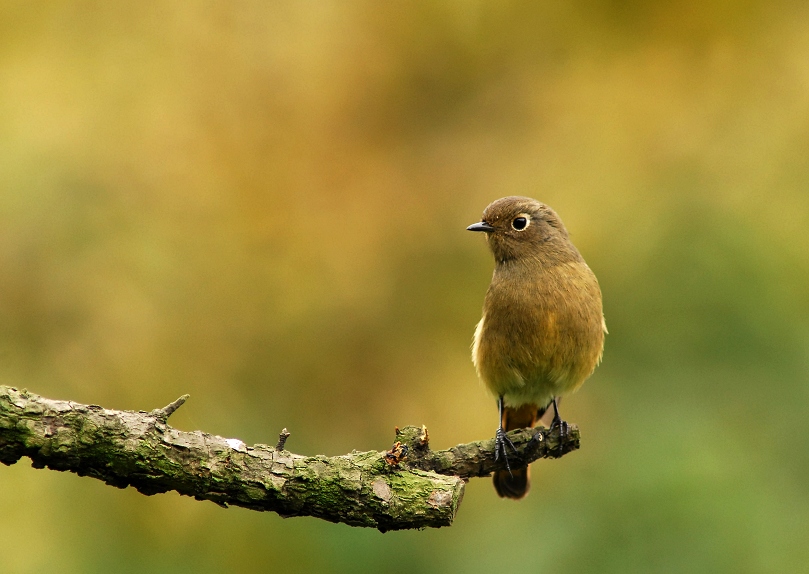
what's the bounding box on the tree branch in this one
[0,386,579,531]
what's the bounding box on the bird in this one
[467,196,606,499]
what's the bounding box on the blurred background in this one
[1,1,808,572]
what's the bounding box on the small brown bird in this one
[468,196,606,499]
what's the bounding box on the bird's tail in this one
[493,403,538,499]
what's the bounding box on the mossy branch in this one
[0,386,579,531]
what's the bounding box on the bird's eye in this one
[512,216,529,231]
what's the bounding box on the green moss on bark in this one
[0,386,578,530]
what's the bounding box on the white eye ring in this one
[511,214,531,231]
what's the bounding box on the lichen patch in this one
[372,478,392,502]
[428,489,452,508]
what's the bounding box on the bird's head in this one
[467,196,577,264]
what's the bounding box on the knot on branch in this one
[383,441,408,466]
[275,428,290,451]
[150,394,190,423]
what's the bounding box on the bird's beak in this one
[467,221,495,233]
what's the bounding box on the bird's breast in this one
[473,260,604,403]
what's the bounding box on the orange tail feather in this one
[493,403,538,499]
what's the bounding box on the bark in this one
[0,385,579,531]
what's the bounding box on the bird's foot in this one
[494,426,518,476]
[549,416,568,455]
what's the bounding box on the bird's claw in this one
[550,417,568,438]
[549,416,569,455]
[494,426,517,476]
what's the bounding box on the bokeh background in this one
[2,2,809,573]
